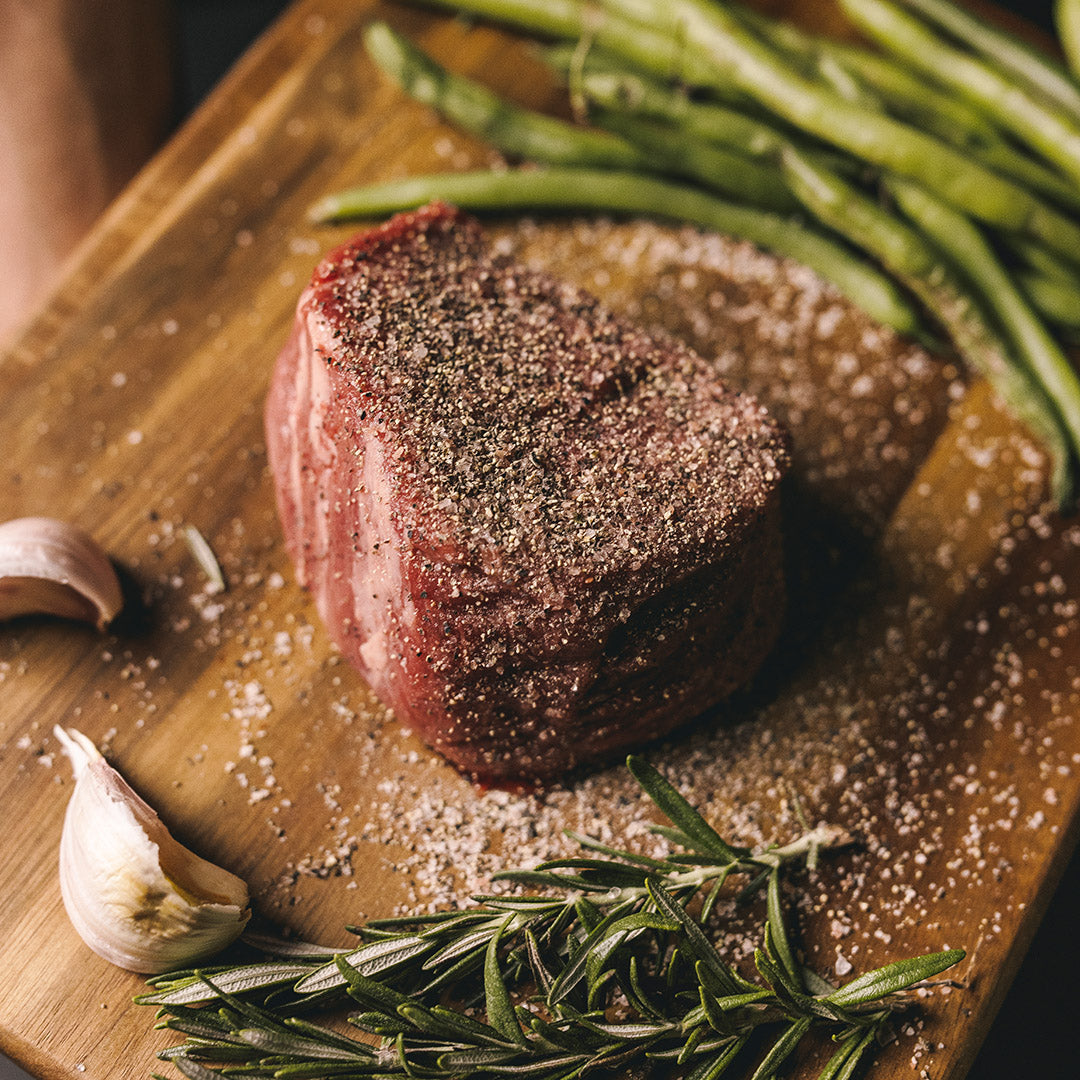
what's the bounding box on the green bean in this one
[539,41,755,111]
[888,175,1080,473]
[549,48,795,142]
[1057,0,1080,80]
[803,58,1080,209]
[742,12,1080,211]
[423,0,719,86]
[308,167,922,334]
[839,0,1080,190]
[1002,236,1080,331]
[1019,271,1080,333]
[959,138,1080,215]
[428,0,1080,233]
[368,23,798,211]
[364,22,643,169]
[824,43,995,135]
[900,0,1080,121]
[542,46,818,153]
[781,147,1076,507]
[1005,236,1080,289]
[597,0,1080,262]
[736,9,1000,140]
[424,0,582,40]
[587,108,798,210]
[545,51,866,191]
[731,10,881,107]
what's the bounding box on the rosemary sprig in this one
[140,757,964,1080]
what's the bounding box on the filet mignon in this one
[265,202,789,781]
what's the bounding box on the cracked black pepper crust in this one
[312,203,789,581]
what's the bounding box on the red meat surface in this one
[265,203,789,781]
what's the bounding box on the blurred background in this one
[0,0,1073,1077]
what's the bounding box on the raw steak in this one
[265,203,789,781]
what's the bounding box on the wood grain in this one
[2,2,1079,1079]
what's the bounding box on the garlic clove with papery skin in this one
[0,517,122,629]
[55,726,250,974]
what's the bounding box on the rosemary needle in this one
[141,757,965,1080]
[182,524,226,594]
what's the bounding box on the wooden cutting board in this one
[2,1,1078,1078]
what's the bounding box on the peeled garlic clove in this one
[55,726,250,974]
[0,517,122,629]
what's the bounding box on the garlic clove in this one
[0,517,123,629]
[55,726,251,974]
